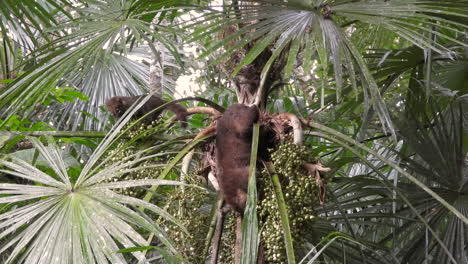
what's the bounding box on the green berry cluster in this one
[102,148,163,197]
[102,120,165,197]
[126,119,163,139]
[258,141,319,263]
[218,211,236,264]
[159,176,211,263]
[122,160,163,197]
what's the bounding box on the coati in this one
[216,104,262,213]
[106,95,188,126]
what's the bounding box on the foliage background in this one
[0,0,467,263]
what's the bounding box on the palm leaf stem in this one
[265,161,296,264]
[241,123,260,264]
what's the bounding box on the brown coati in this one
[106,95,188,127]
[215,103,275,213]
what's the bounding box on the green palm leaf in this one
[0,132,188,263]
[0,0,185,128]
[386,99,468,263]
[191,0,467,133]
[0,0,72,50]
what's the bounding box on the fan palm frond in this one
[383,98,468,263]
[45,50,150,131]
[0,111,192,263]
[191,0,468,133]
[0,0,185,128]
[0,0,72,52]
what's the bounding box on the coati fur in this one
[106,95,188,126]
[215,103,263,213]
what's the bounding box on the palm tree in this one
[0,0,467,263]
